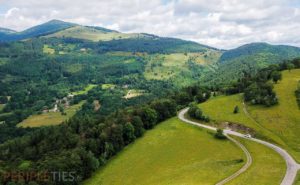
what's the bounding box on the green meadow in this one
[247,69,300,161]
[228,137,285,185]
[199,69,300,162]
[18,101,85,127]
[45,26,142,42]
[85,118,245,185]
[72,84,98,95]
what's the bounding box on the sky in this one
[0,0,300,49]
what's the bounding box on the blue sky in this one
[0,0,300,49]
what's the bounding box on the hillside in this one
[199,69,300,161]
[220,42,300,64]
[0,20,75,42]
[44,25,145,41]
[84,118,246,185]
[203,43,300,85]
[247,69,300,161]
[0,27,16,34]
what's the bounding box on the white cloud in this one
[0,0,299,49]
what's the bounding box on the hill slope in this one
[0,27,16,34]
[203,43,300,85]
[0,20,75,42]
[220,42,300,64]
[84,118,245,185]
[44,25,145,41]
[247,69,300,161]
[199,69,300,162]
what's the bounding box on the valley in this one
[0,19,300,185]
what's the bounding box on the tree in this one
[271,71,282,83]
[287,63,295,72]
[187,103,209,122]
[108,124,124,153]
[215,129,226,139]
[136,106,157,129]
[233,106,239,114]
[123,122,136,144]
[131,116,145,137]
[150,99,177,121]
[0,96,8,104]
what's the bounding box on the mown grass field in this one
[247,69,300,161]
[228,137,285,185]
[18,101,85,127]
[85,118,245,185]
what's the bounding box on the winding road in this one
[178,108,300,185]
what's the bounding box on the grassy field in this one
[199,69,300,162]
[294,172,300,185]
[124,89,144,99]
[45,26,143,42]
[18,101,85,127]
[0,104,4,112]
[101,84,116,90]
[228,137,285,185]
[72,84,98,95]
[144,52,220,84]
[43,44,55,54]
[65,63,83,73]
[247,69,300,161]
[85,118,245,185]
[198,94,285,146]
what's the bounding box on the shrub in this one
[215,129,227,139]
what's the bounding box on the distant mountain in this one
[0,20,75,42]
[0,27,16,34]
[202,43,300,85]
[43,25,145,42]
[220,42,300,65]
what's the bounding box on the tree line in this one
[0,85,211,185]
[225,58,300,106]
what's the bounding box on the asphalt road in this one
[178,108,300,185]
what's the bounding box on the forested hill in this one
[0,27,16,34]
[0,20,75,42]
[201,43,300,85]
[220,42,300,64]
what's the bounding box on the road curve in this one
[178,108,300,185]
[216,135,252,185]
